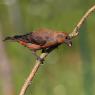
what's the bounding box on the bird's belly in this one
[27,43,41,50]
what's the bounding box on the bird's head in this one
[57,32,72,47]
[64,35,72,47]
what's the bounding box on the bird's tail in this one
[3,35,22,41]
[3,36,16,41]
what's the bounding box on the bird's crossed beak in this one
[64,37,72,47]
[66,41,72,47]
[68,41,72,47]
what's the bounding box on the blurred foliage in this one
[0,0,95,95]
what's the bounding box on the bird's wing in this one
[30,34,47,45]
[30,29,57,46]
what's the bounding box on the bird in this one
[4,28,72,62]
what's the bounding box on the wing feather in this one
[30,28,56,46]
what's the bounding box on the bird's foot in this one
[37,57,44,64]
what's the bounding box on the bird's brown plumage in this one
[4,28,72,50]
[4,28,72,60]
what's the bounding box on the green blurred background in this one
[0,0,95,95]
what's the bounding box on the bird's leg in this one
[42,45,59,53]
[42,49,46,53]
[47,45,58,53]
[41,45,59,64]
[32,50,44,63]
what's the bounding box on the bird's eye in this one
[65,36,68,39]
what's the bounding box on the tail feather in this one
[3,35,30,42]
[3,35,23,41]
[3,36,15,41]
[3,33,32,42]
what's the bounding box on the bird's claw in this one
[37,57,44,64]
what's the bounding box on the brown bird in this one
[4,28,72,61]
